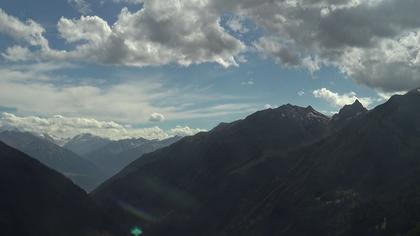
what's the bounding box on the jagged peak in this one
[333,99,368,122]
[246,103,330,123]
[352,99,363,107]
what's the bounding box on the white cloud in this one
[169,125,206,137]
[245,0,420,91]
[0,112,204,140]
[264,104,274,109]
[58,16,112,43]
[298,90,305,96]
[68,0,91,15]
[149,112,165,122]
[4,1,419,91]
[2,46,32,61]
[0,9,49,50]
[376,90,406,101]
[1,4,245,67]
[313,88,373,108]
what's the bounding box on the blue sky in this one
[0,0,418,139]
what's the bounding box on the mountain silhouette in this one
[92,104,332,235]
[92,90,420,235]
[0,141,123,236]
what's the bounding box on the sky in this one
[0,0,418,140]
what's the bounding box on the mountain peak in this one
[352,99,363,106]
[332,99,368,124]
[248,103,329,123]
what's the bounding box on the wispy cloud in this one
[0,62,257,125]
[297,90,305,96]
[68,0,91,15]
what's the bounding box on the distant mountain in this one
[0,141,123,236]
[92,104,331,234]
[0,130,105,191]
[93,91,420,235]
[87,136,183,177]
[64,133,111,156]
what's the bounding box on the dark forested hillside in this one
[0,141,123,236]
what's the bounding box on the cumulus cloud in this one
[0,3,245,67]
[4,1,419,90]
[169,125,206,137]
[298,90,305,96]
[244,0,420,91]
[0,112,204,140]
[313,88,373,108]
[0,9,49,50]
[149,112,165,122]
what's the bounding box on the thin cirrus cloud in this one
[68,0,91,15]
[0,63,258,125]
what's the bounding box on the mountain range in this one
[64,133,112,156]
[0,130,183,191]
[4,89,420,236]
[92,90,420,236]
[84,136,183,177]
[0,130,105,191]
[63,133,183,179]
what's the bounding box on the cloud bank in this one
[0,112,205,140]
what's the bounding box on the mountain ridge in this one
[92,90,420,235]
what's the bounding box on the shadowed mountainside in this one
[93,91,420,235]
[0,141,124,236]
[92,104,333,235]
